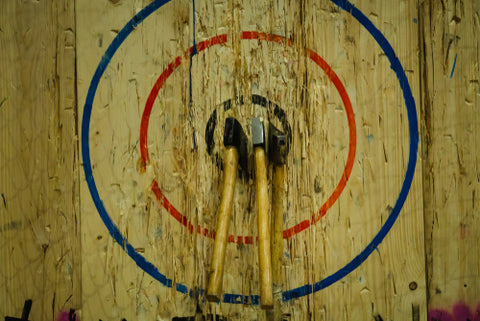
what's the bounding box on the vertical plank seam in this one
[417,0,433,314]
[71,0,82,310]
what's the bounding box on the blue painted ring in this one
[81,0,419,304]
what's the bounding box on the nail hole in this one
[409,281,418,291]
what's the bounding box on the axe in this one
[207,117,246,302]
[252,117,274,309]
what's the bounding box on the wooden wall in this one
[0,0,478,320]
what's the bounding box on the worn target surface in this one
[80,0,418,310]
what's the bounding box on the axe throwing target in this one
[81,0,418,304]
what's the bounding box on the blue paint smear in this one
[413,18,417,24]
[367,134,374,144]
[176,283,188,294]
[450,53,457,78]
[222,294,259,305]
[81,0,418,305]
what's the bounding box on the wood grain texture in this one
[0,0,79,320]
[420,0,480,312]
[10,0,480,320]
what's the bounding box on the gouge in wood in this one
[252,117,273,309]
[207,117,245,302]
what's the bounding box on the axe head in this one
[268,122,287,165]
[223,117,248,174]
[251,117,266,148]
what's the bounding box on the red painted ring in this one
[140,31,357,244]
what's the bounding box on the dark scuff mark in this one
[451,15,461,23]
[412,304,420,321]
[68,309,77,321]
[22,299,32,320]
[52,292,56,321]
[97,33,103,48]
[5,299,33,320]
[374,314,384,321]
[63,294,72,307]
[314,176,322,193]
[444,37,454,74]
[0,221,22,233]
[2,193,7,208]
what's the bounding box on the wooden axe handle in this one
[254,146,274,309]
[271,164,285,290]
[207,146,239,302]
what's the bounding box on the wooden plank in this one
[0,1,80,320]
[419,0,480,317]
[283,1,427,320]
[76,1,198,320]
[76,0,426,320]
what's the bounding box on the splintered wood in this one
[75,0,426,319]
[1,0,479,320]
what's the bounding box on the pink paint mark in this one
[429,309,455,321]
[57,310,79,321]
[453,303,474,320]
[429,302,480,321]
